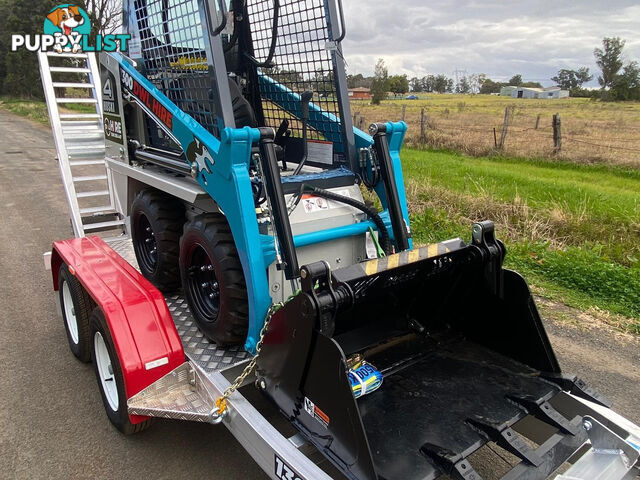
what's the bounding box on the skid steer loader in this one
[44,0,639,479]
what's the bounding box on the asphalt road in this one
[0,109,638,479]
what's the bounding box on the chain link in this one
[213,302,284,417]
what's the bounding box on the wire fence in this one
[351,103,640,165]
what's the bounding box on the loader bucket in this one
[256,222,606,480]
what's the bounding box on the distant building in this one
[500,86,569,99]
[500,86,518,96]
[347,87,371,100]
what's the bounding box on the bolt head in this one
[300,268,307,279]
[583,420,593,431]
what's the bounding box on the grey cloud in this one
[340,1,640,85]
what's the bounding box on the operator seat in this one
[228,77,257,129]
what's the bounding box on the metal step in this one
[66,143,105,151]
[67,151,106,160]
[76,190,109,198]
[73,175,108,183]
[46,52,87,59]
[63,132,104,141]
[69,159,105,167]
[59,113,101,120]
[52,83,93,89]
[79,206,115,215]
[82,219,125,231]
[56,98,98,104]
[49,66,91,74]
[128,362,221,423]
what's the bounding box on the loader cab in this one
[123,0,356,182]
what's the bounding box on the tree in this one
[594,37,625,89]
[370,58,389,105]
[610,61,640,101]
[551,68,593,89]
[468,73,486,94]
[508,74,523,86]
[388,74,409,95]
[1,0,56,97]
[79,0,122,46]
[479,78,503,94]
[409,77,423,92]
[455,76,471,94]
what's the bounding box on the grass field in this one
[2,95,638,333]
[351,95,640,167]
[400,148,640,332]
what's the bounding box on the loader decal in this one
[303,397,330,428]
[120,68,173,129]
[274,454,304,480]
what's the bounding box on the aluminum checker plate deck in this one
[107,237,250,374]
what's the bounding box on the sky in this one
[340,0,640,87]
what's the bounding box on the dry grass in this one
[351,95,640,168]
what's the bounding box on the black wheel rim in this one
[186,244,220,322]
[136,213,157,273]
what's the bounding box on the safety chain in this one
[210,302,284,422]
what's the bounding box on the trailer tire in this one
[58,263,93,362]
[89,307,152,435]
[131,189,184,292]
[179,214,249,345]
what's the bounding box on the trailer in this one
[40,0,640,479]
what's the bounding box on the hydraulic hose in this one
[302,184,392,255]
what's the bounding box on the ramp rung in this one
[46,52,88,59]
[80,206,114,215]
[49,67,91,73]
[69,159,105,167]
[60,113,100,119]
[76,190,109,198]
[67,143,104,151]
[68,151,106,160]
[64,133,104,141]
[52,82,94,89]
[56,98,98,104]
[83,219,125,231]
[73,175,107,183]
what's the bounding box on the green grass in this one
[403,147,640,331]
[0,96,97,126]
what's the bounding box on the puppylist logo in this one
[11,4,129,54]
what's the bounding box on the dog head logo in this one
[44,4,90,53]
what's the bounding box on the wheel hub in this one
[186,245,221,322]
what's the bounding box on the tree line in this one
[351,37,639,104]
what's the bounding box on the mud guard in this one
[51,236,185,423]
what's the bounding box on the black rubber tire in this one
[89,307,152,435]
[58,263,93,362]
[131,189,185,292]
[179,214,249,345]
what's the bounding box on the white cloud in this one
[340,1,640,86]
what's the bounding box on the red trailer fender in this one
[51,236,185,423]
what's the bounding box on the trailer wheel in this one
[89,308,152,435]
[58,263,93,362]
[179,214,249,345]
[131,189,184,292]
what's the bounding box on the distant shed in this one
[348,87,371,100]
[501,86,569,99]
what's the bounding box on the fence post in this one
[553,114,562,153]
[401,104,406,122]
[535,114,541,130]
[420,108,428,144]
[499,106,512,148]
[353,111,359,127]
